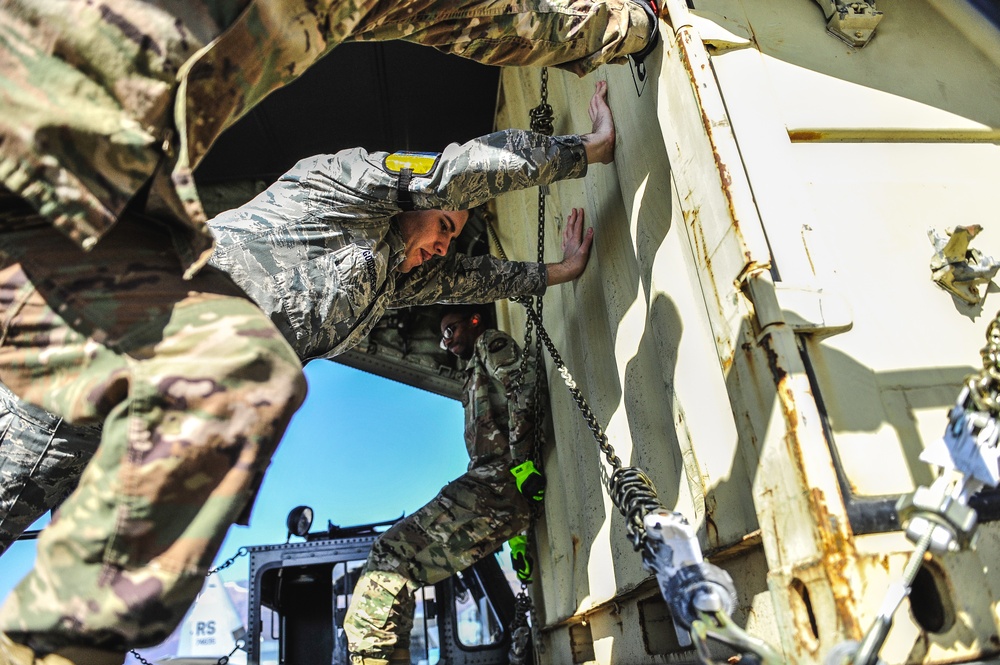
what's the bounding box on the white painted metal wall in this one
[490,1,1000,663]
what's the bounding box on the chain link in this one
[507,584,535,665]
[528,68,553,137]
[498,67,555,660]
[525,67,554,473]
[130,548,249,665]
[967,311,1000,413]
[521,304,623,474]
[131,640,246,665]
[485,228,622,477]
[487,122,783,663]
[207,546,248,577]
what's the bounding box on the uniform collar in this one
[385,222,407,273]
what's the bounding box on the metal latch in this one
[928,225,1000,306]
[744,272,853,339]
[813,0,883,47]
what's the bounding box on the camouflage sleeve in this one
[279,130,585,214]
[479,330,536,462]
[409,130,588,211]
[390,253,547,308]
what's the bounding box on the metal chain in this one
[493,73,771,658]
[521,304,622,473]
[207,546,248,577]
[525,67,554,472]
[130,548,249,665]
[528,68,553,137]
[498,67,555,660]
[967,310,1000,413]
[485,223,622,475]
[507,584,535,665]
[131,640,246,665]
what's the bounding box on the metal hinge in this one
[744,272,853,339]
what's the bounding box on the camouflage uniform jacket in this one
[0,0,389,274]
[207,129,587,361]
[463,329,538,469]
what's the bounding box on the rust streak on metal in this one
[682,201,724,329]
[705,507,720,544]
[788,130,824,142]
[676,28,744,247]
[703,529,763,562]
[763,339,861,636]
[801,226,816,275]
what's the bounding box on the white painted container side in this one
[490,1,1000,663]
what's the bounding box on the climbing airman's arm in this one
[391,206,594,307]
[479,330,537,462]
[403,82,616,211]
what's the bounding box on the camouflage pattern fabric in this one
[0,0,651,275]
[347,0,652,76]
[343,330,540,664]
[0,382,100,556]
[0,212,306,656]
[208,130,584,360]
[463,329,540,465]
[0,120,581,658]
[0,124,582,565]
[0,0,644,658]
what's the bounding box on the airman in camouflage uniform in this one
[343,303,553,665]
[0,70,614,662]
[0,382,100,557]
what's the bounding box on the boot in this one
[348,648,410,665]
[0,632,32,665]
[388,648,410,664]
[0,633,123,665]
[628,0,661,66]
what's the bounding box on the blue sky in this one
[0,359,468,604]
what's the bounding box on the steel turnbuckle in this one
[643,510,783,663]
[897,384,1000,555]
[691,609,785,665]
[642,511,735,645]
[838,385,1000,665]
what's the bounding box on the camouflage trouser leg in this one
[0,216,307,656]
[350,0,654,76]
[0,381,101,556]
[343,458,532,663]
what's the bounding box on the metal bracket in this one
[745,273,854,339]
[813,0,884,47]
[928,225,1000,306]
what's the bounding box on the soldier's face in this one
[440,313,480,359]
[396,209,469,273]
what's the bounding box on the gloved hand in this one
[508,535,534,583]
[510,460,546,502]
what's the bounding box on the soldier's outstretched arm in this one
[404,82,616,212]
[392,206,592,307]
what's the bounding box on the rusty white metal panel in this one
[698,0,1000,503]
[492,56,768,662]
[489,0,1000,663]
[677,0,1000,663]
